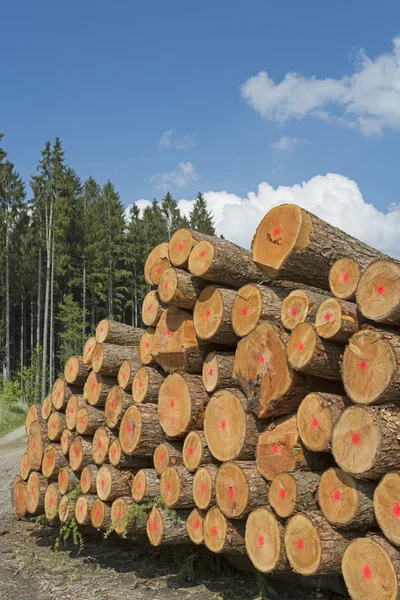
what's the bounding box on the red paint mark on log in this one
[74,447,79,455]
[297,342,304,351]
[45,405,49,412]
[200,483,206,493]
[228,486,235,500]
[177,242,183,251]
[259,355,265,364]
[145,342,150,348]
[211,526,217,537]
[291,308,297,317]
[208,368,213,376]
[160,454,165,462]
[272,444,279,455]
[199,250,206,259]
[333,489,341,501]
[311,418,318,428]
[69,365,73,372]
[80,505,83,512]
[139,381,143,388]
[137,482,141,489]
[363,565,372,580]
[147,305,152,312]
[56,391,61,397]
[279,488,286,499]
[51,421,55,428]
[242,307,247,316]
[221,420,226,430]
[95,510,100,520]
[164,282,169,289]
[166,330,171,336]
[49,497,53,505]
[352,432,360,445]
[47,457,52,465]
[325,312,332,321]
[111,401,115,408]
[377,286,385,295]
[156,267,161,275]
[95,355,101,362]
[393,503,400,518]
[92,382,97,390]
[170,400,175,408]
[70,408,74,414]
[342,272,349,282]
[273,227,281,236]
[98,441,102,449]
[127,423,133,433]
[83,477,87,484]
[112,447,117,455]
[188,447,194,456]
[60,476,65,483]
[360,360,367,370]
[297,538,304,550]
[194,519,200,530]
[152,519,157,532]
[100,480,105,488]
[206,310,211,318]
[100,328,104,333]
[166,482,171,491]
[122,373,126,379]
[257,535,265,548]
[117,512,122,519]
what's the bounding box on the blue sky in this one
[2,1,400,251]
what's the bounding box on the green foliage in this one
[57,295,87,366]
[0,377,22,407]
[189,192,215,234]
[55,485,83,553]
[0,402,27,436]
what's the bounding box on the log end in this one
[287,323,316,372]
[83,336,96,366]
[142,291,162,327]
[281,290,310,330]
[169,229,194,267]
[193,467,214,510]
[215,462,249,520]
[147,505,164,546]
[297,392,335,452]
[245,508,285,573]
[374,472,400,547]
[188,240,214,277]
[160,466,180,508]
[204,390,246,462]
[317,467,359,528]
[183,431,204,472]
[44,483,60,521]
[329,257,360,301]
[144,242,169,285]
[193,286,223,341]
[203,506,228,553]
[158,374,192,439]
[186,507,205,545]
[92,343,105,374]
[315,298,344,340]
[231,284,262,337]
[284,513,322,576]
[357,260,400,323]
[132,367,149,404]
[268,473,297,519]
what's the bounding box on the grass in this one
[0,402,28,437]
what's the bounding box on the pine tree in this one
[126,203,147,326]
[189,192,215,234]
[161,192,185,239]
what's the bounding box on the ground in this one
[0,427,348,600]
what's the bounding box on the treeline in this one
[0,134,215,401]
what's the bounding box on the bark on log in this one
[64,355,88,386]
[105,386,133,429]
[287,323,343,381]
[332,404,400,479]
[315,297,359,343]
[329,256,375,302]
[110,496,147,538]
[188,235,264,289]
[27,420,48,470]
[193,464,218,511]
[97,464,132,501]
[317,467,376,529]
[25,404,39,434]
[117,358,142,391]
[284,511,352,575]
[245,508,289,573]
[58,466,80,494]
[297,392,349,452]
[41,395,53,421]
[108,439,151,469]
[13,479,27,517]
[75,494,97,525]
[252,203,387,290]
[182,431,213,472]
[281,289,329,331]
[202,351,237,394]
[44,483,61,521]
[215,461,269,519]
[58,494,74,524]
[203,507,246,554]
[158,372,209,439]
[96,319,143,346]
[132,468,160,503]
[269,471,321,519]
[186,507,206,545]
[169,228,211,269]
[20,452,31,481]
[91,498,113,530]
[92,343,141,377]
[60,428,76,456]
[52,378,81,411]
[26,471,48,515]
[66,395,86,430]
[77,405,106,436]
[150,256,171,286]
[342,535,400,600]
[139,327,156,366]
[153,441,184,475]
[80,464,99,494]
[357,260,400,326]
[194,286,239,346]
[119,403,165,456]
[232,283,290,337]
[132,366,165,404]
[144,242,169,285]
[158,267,207,310]
[160,465,195,509]
[374,471,400,547]
[42,443,68,480]
[48,411,68,442]
[257,414,333,481]
[92,426,116,464]
[69,435,93,471]
[86,371,117,407]
[83,336,97,366]
[146,506,191,546]
[142,291,166,327]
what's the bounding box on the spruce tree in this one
[189,192,215,234]
[161,192,185,239]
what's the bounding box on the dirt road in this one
[0,427,345,600]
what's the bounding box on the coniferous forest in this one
[0,134,215,405]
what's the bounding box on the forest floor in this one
[0,428,347,600]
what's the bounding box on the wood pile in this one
[12,204,400,600]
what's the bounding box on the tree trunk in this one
[118,359,140,390]
[111,497,147,538]
[35,246,41,404]
[374,471,400,547]
[64,355,88,385]
[158,267,207,310]
[245,508,289,573]
[141,290,165,327]
[26,471,48,516]
[86,372,117,407]
[193,464,218,510]
[13,479,27,518]
[186,507,206,545]
[252,204,388,290]
[52,378,82,411]
[132,366,165,404]
[153,441,184,475]
[203,507,246,554]
[58,465,80,495]
[119,404,165,456]
[92,343,140,377]
[65,395,85,430]
[150,256,171,286]
[49,230,55,387]
[132,468,160,503]
[20,452,31,481]
[297,392,349,452]
[75,494,97,526]
[158,372,209,439]
[147,506,191,546]
[47,411,67,442]
[215,461,269,519]
[91,498,113,530]
[96,464,132,501]
[60,428,76,456]
[108,439,151,469]
[169,228,214,268]
[332,404,400,479]
[183,431,213,472]
[315,297,359,343]
[69,435,93,471]
[83,337,96,367]
[232,283,290,337]
[5,219,10,380]
[42,394,53,421]
[27,419,48,470]
[77,405,106,436]
[44,482,61,521]
[105,386,133,429]
[194,286,239,346]
[92,426,116,464]
[42,443,68,479]
[269,471,321,519]
[256,414,333,481]
[82,254,86,340]
[357,259,400,326]
[202,351,237,393]
[80,464,99,494]
[329,256,374,302]
[96,319,143,346]
[287,323,343,380]
[41,198,53,398]
[144,242,169,285]
[160,465,195,509]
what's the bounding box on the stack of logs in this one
[12,203,400,600]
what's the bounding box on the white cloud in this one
[241,36,400,136]
[270,136,309,151]
[126,173,400,257]
[158,129,198,150]
[151,161,199,191]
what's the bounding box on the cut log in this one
[287,323,343,380]
[158,372,209,439]
[48,411,67,442]
[357,260,400,326]
[144,242,169,285]
[92,343,141,377]
[119,404,164,456]
[202,351,236,394]
[297,392,349,452]
[215,461,269,519]
[92,427,116,464]
[139,327,156,366]
[42,443,68,480]
[28,420,48,470]
[317,467,376,529]
[315,297,359,343]
[41,394,53,421]
[158,267,207,310]
[147,506,191,546]
[142,291,165,327]
[83,336,97,366]
[342,328,400,406]
[96,319,143,346]
[110,496,145,538]
[132,468,160,503]
[153,441,183,475]
[65,355,88,386]
[152,306,213,373]
[132,366,165,404]
[342,535,400,600]
[204,388,261,462]
[182,431,213,472]
[66,395,86,430]
[374,472,400,547]
[60,428,76,456]
[150,256,171,286]
[245,508,289,573]
[169,228,210,269]
[25,404,38,434]
[52,378,81,411]
[58,494,73,524]
[329,256,365,303]
[20,452,31,481]
[26,471,48,515]
[91,498,112,530]
[97,464,132,501]
[232,283,290,337]
[75,494,97,525]
[193,286,239,346]
[186,507,205,545]
[80,465,99,494]
[86,371,117,407]
[252,203,385,290]
[203,507,246,554]
[284,511,352,575]
[332,404,400,479]
[160,465,195,509]
[77,404,105,436]
[257,414,333,481]
[188,235,264,289]
[193,464,218,511]
[108,439,151,469]
[281,289,328,331]
[118,360,138,391]
[58,466,80,494]
[13,479,27,517]
[269,471,320,519]
[44,483,61,521]
[69,435,93,471]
